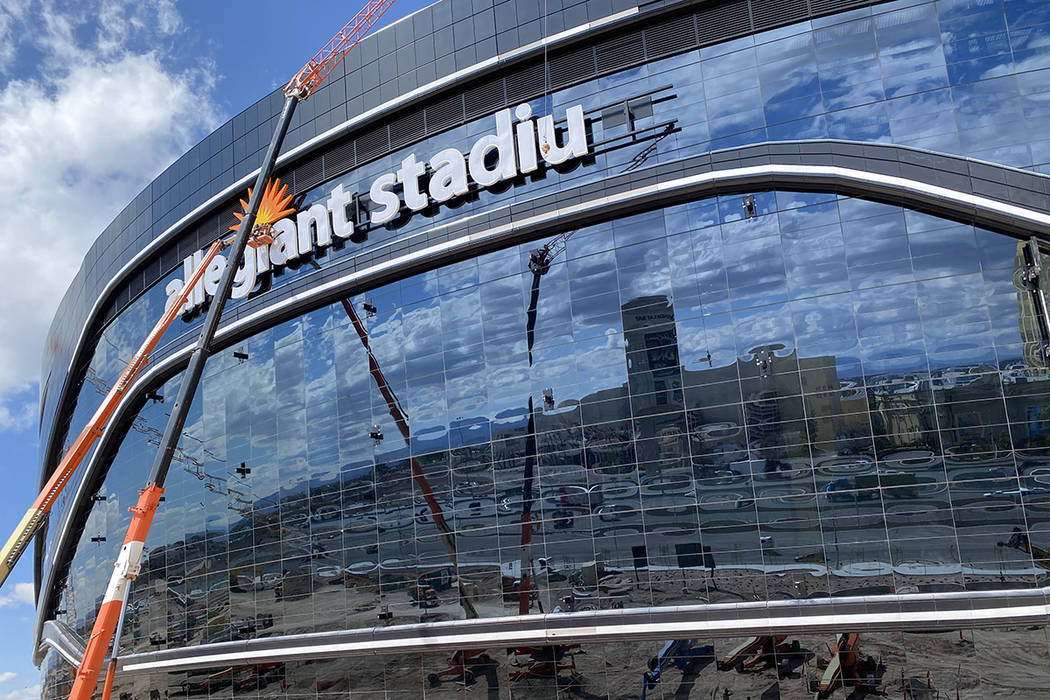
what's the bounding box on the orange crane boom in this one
[0,237,227,590]
[67,2,397,699]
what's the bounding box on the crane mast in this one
[65,2,397,698]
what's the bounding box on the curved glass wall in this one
[46,189,1050,665]
[37,0,1050,694]
[40,1,1050,566]
[40,624,1050,699]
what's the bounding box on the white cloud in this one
[0,0,221,433]
[0,673,15,684]
[0,685,41,700]
[0,582,34,608]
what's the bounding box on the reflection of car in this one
[596,504,630,522]
[824,478,878,503]
[551,509,575,529]
[983,487,1049,500]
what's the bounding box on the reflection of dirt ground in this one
[120,564,1044,659]
[101,625,1050,699]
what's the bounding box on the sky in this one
[0,1,430,695]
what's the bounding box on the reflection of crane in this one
[517,230,576,615]
[68,3,398,699]
[999,527,1050,569]
[337,296,479,619]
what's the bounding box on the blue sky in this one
[0,1,430,696]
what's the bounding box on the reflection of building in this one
[34,0,1050,696]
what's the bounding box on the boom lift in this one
[0,234,227,589]
[65,2,397,698]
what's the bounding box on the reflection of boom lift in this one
[517,230,577,615]
[999,527,1050,569]
[337,297,479,619]
[66,2,398,699]
[718,635,800,675]
[427,650,498,689]
[810,632,883,698]
[641,639,714,699]
[509,644,581,682]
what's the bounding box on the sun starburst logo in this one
[230,177,297,247]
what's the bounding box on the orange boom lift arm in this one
[67,2,396,699]
[0,236,227,589]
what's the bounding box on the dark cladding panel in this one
[504,61,546,104]
[389,111,426,151]
[751,0,809,30]
[216,202,240,238]
[426,93,465,134]
[324,139,357,180]
[810,0,869,13]
[547,45,597,89]
[293,156,324,192]
[595,31,645,73]
[463,77,506,120]
[644,13,698,59]
[355,126,390,162]
[697,0,753,44]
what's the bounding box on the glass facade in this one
[39,625,1050,698]
[37,0,1050,697]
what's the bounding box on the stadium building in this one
[34,0,1050,696]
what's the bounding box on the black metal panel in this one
[324,139,357,180]
[644,13,698,59]
[547,45,597,89]
[596,31,645,73]
[697,0,752,44]
[426,93,465,134]
[751,0,809,30]
[355,126,390,162]
[293,155,324,192]
[504,61,546,104]
[464,77,506,120]
[390,111,426,150]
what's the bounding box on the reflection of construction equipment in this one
[999,527,1050,569]
[0,235,227,590]
[427,650,498,689]
[810,632,883,698]
[509,645,581,682]
[718,635,800,674]
[67,3,398,699]
[517,230,578,615]
[641,639,714,699]
[338,297,479,619]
